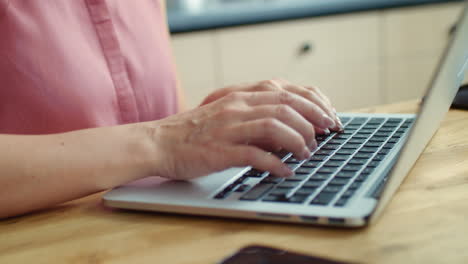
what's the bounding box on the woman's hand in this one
[145,80,342,180]
[201,79,343,133]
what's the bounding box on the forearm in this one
[0,124,154,219]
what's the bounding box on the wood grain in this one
[1,101,467,264]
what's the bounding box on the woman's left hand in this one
[200,79,343,133]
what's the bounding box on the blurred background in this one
[167,0,466,110]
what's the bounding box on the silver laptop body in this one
[104,4,468,227]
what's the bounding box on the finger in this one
[305,86,343,131]
[224,145,293,177]
[282,84,335,123]
[237,91,336,130]
[315,127,331,136]
[237,105,317,149]
[222,118,311,160]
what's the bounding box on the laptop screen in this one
[372,2,468,221]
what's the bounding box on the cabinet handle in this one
[298,42,313,55]
[449,23,457,37]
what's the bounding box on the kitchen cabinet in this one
[382,2,463,103]
[171,31,218,108]
[171,2,464,109]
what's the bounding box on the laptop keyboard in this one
[214,116,414,207]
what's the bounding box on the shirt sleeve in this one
[0,0,11,20]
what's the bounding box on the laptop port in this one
[328,218,346,225]
[257,213,290,219]
[300,216,319,223]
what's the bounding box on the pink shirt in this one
[0,0,178,134]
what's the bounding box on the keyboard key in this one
[337,149,355,155]
[341,189,355,198]
[383,143,396,149]
[364,124,379,129]
[286,175,308,181]
[355,174,368,182]
[367,161,381,168]
[336,171,356,178]
[372,155,385,161]
[335,197,349,207]
[324,161,343,167]
[323,185,342,193]
[388,138,399,143]
[334,134,351,139]
[240,183,274,201]
[269,188,293,196]
[244,169,265,178]
[346,125,361,130]
[353,134,370,139]
[317,167,336,174]
[365,142,382,148]
[262,194,284,202]
[301,161,321,168]
[322,145,340,150]
[348,182,362,190]
[351,117,368,123]
[303,180,324,188]
[277,181,298,188]
[214,190,230,199]
[342,143,361,149]
[341,130,355,135]
[328,139,346,144]
[288,194,310,203]
[310,173,331,180]
[311,192,337,205]
[316,149,334,155]
[369,137,387,142]
[340,117,351,123]
[261,175,284,184]
[368,118,385,124]
[347,159,366,165]
[296,187,317,195]
[295,168,312,175]
[330,155,350,161]
[362,167,375,174]
[234,184,250,192]
[354,153,373,159]
[359,129,375,134]
[329,178,350,185]
[285,157,301,164]
[310,155,328,161]
[378,127,395,132]
[378,149,390,155]
[348,139,366,144]
[360,147,379,153]
[342,165,362,172]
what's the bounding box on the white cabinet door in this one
[217,12,381,110]
[171,31,218,108]
[382,3,463,103]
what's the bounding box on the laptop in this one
[103,4,468,227]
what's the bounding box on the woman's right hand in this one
[143,84,338,181]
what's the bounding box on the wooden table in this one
[1,101,468,264]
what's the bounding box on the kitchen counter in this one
[167,0,462,33]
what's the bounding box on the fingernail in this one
[323,128,330,135]
[301,146,311,160]
[309,139,318,150]
[281,166,293,177]
[337,118,344,130]
[322,114,336,129]
[333,108,337,115]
